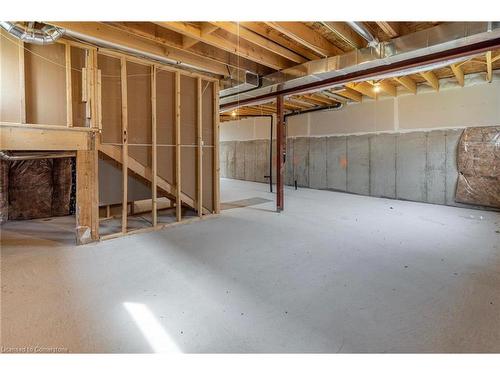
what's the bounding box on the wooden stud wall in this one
[96,49,219,240]
[0,32,220,243]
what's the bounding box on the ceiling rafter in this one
[264,22,343,57]
[450,64,464,86]
[240,22,321,61]
[49,21,229,77]
[209,22,307,64]
[393,76,417,94]
[346,82,377,99]
[376,22,400,38]
[154,21,293,70]
[371,80,397,97]
[332,88,362,102]
[321,22,366,49]
[420,71,440,91]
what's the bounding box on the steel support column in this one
[276,95,285,211]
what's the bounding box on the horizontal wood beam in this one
[49,22,229,77]
[376,22,400,38]
[0,124,93,150]
[265,22,343,57]
[372,80,397,97]
[155,21,292,70]
[107,22,260,77]
[346,82,377,99]
[322,22,366,49]
[210,22,307,64]
[240,22,320,61]
[333,88,362,102]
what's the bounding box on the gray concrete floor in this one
[1,178,499,353]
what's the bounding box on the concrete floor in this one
[1,178,499,353]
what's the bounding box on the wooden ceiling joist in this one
[105,22,262,78]
[346,82,377,99]
[420,71,440,91]
[209,22,307,64]
[333,88,362,102]
[264,22,343,57]
[372,80,397,97]
[240,22,321,61]
[321,22,366,49]
[50,22,229,76]
[393,76,417,94]
[376,22,400,38]
[154,21,292,70]
[450,64,465,86]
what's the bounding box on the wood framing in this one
[197,77,203,217]
[65,44,73,127]
[375,80,397,97]
[175,71,182,222]
[19,40,26,123]
[420,71,439,91]
[486,51,493,82]
[49,22,229,77]
[213,80,220,214]
[151,65,158,226]
[120,56,129,233]
[450,63,464,87]
[264,22,343,57]
[321,22,366,49]
[376,22,400,38]
[0,123,94,150]
[76,149,99,245]
[154,21,293,70]
[346,82,377,99]
[240,22,320,61]
[209,22,307,64]
[393,76,417,94]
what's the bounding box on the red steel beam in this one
[276,95,285,212]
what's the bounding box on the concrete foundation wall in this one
[220,128,469,207]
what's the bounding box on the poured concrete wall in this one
[220,128,470,207]
[220,77,499,208]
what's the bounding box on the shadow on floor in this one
[221,197,273,211]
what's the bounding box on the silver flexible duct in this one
[346,22,379,47]
[0,21,65,45]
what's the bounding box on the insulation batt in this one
[455,126,500,208]
[6,158,73,220]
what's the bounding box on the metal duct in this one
[346,22,379,47]
[220,71,260,98]
[0,151,76,161]
[0,21,64,45]
[220,22,500,110]
[61,28,217,76]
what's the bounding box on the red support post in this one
[276,95,285,211]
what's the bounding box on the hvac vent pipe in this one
[0,21,64,45]
[345,22,379,47]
